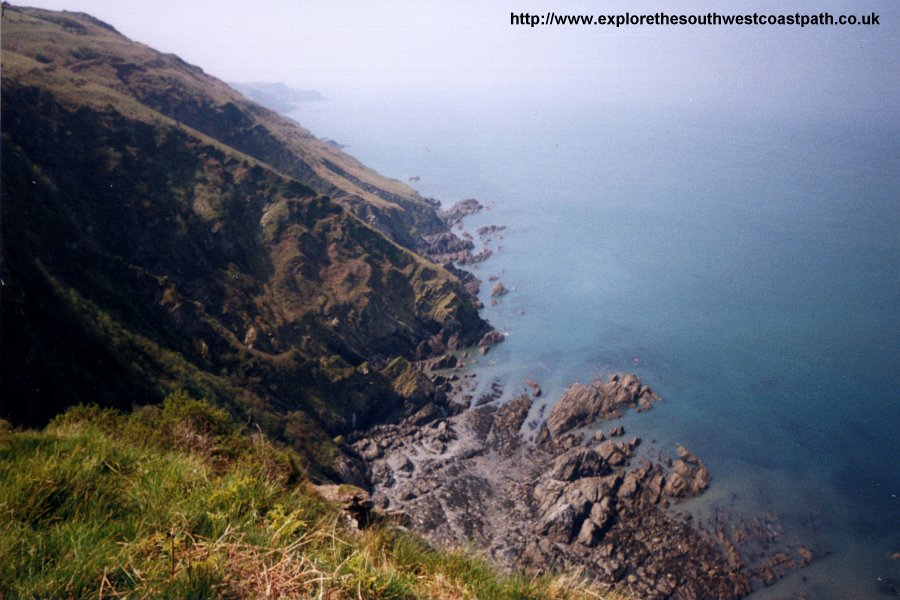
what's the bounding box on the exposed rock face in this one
[427,353,459,371]
[439,198,483,225]
[456,247,493,265]
[421,231,475,264]
[350,372,803,600]
[547,373,659,436]
[546,447,611,481]
[0,6,494,444]
[478,330,506,348]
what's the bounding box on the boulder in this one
[491,282,509,297]
[546,374,659,437]
[478,330,505,347]
[538,502,582,544]
[548,447,611,481]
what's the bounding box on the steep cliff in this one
[0,5,488,471]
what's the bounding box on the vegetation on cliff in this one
[0,5,488,475]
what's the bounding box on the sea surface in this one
[291,96,900,599]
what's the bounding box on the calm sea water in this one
[292,97,900,599]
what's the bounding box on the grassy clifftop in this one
[0,4,488,472]
[0,396,625,599]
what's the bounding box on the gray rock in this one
[548,447,611,481]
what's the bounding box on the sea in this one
[290,94,900,599]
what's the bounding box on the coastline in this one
[289,96,900,600]
[343,200,809,599]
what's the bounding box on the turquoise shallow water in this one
[292,98,900,599]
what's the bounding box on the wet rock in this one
[678,444,700,464]
[597,441,630,467]
[525,379,542,397]
[457,247,493,265]
[478,330,505,347]
[350,368,796,600]
[546,374,659,437]
[491,282,509,297]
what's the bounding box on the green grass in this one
[0,393,628,599]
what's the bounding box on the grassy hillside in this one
[0,5,444,250]
[0,394,618,598]
[0,4,489,474]
[0,396,626,599]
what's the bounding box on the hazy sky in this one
[12,0,900,120]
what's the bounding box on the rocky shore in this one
[341,371,810,599]
[334,197,808,598]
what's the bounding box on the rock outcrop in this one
[547,373,659,436]
[350,372,801,599]
[490,282,509,297]
[438,198,483,225]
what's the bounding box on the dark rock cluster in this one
[345,372,806,599]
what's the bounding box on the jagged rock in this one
[576,517,604,546]
[428,353,459,370]
[478,330,505,347]
[678,444,700,464]
[609,425,625,437]
[546,374,659,437]
[487,395,532,455]
[457,247,493,265]
[332,452,370,489]
[538,502,585,544]
[491,282,509,297]
[548,447,611,481]
[352,370,794,600]
[439,198,483,225]
[358,440,383,461]
[422,231,474,255]
[597,441,630,466]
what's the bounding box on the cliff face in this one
[0,6,488,470]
